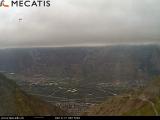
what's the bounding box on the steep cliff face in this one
[0,45,160,86]
[0,73,67,116]
[83,77,160,116]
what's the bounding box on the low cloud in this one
[0,0,160,48]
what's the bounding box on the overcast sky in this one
[0,0,160,48]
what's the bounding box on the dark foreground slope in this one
[83,77,160,116]
[0,73,67,116]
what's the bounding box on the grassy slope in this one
[0,73,67,116]
[83,78,160,116]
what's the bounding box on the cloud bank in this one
[0,0,160,48]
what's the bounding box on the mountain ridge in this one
[0,45,160,87]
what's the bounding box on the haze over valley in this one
[0,45,160,115]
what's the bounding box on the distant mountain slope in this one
[83,77,160,116]
[0,45,160,86]
[0,73,67,116]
